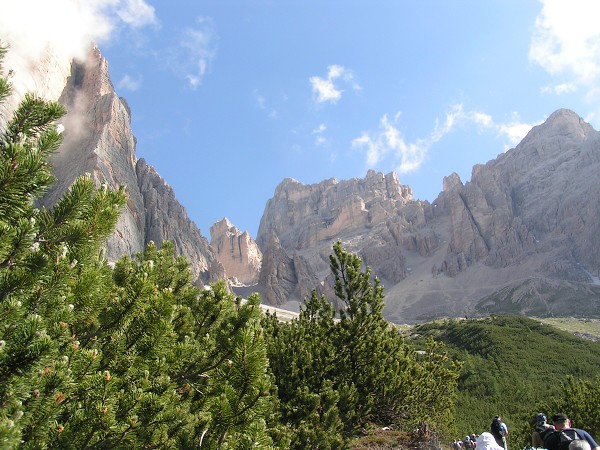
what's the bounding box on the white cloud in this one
[254,90,266,109]
[0,0,156,62]
[496,114,535,147]
[310,75,341,104]
[0,0,156,106]
[313,123,327,134]
[352,105,536,174]
[312,123,327,146]
[115,0,157,28]
[310,65,361,104]
[171,16,217,89]
[252,89,278,119]
[118,74,142,91]
[530,0,600,99]
[471,111,493,127]
[541,83,577,95]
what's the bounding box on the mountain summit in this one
[6,43,600,322]
[252,108,600,321]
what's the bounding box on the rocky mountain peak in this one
[254,109,600,322]
[21,44,216,283]
[442,172,463,192]
[210,217,262,285]
[544,108,593,133]
[257,170,414,250]
[11,38,600,323]
[517,108,595,152]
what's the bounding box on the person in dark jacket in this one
[542,413,600,450]
[490,416,509,450]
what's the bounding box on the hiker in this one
[476,432,504,450]
[532,413,554,448]
[490,416,509,450]
[465,435,473,449]
[542,413,600,450]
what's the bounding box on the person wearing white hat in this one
[477,432,505,450]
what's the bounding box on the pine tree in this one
[263,291,346,449]
[331,241,460,434]
[264,241,461,447]
[47,242,280,449]
[47,241,189,448]
[0,45,280,449]
[171,277,279,449]
[0,44,127,448]
[540,375,600,441]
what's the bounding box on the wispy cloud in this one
[253,89,278,119]
[169,16,217,89]
[495,113,536,148]
[254,91,266,109]
[352,113,425,173]
[541,83,576,95]
[312,123,327,146]
[352,105,536,174]
[118,74,142,92]
[530,0,600,100]
[310,65,361,104]
[114,0,157,28]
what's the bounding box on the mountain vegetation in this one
[411,316,600,450]
[2,45,600,450]
[0,47,275,449]
[0,46,458,449]
[262,241,460,448]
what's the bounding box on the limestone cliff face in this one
[136,159,214,279]
[42,47,146,258]
[257,170,416,250]
[435,109,600,280]
[257,233,298,306]
[29,45,214,281]
[10,38,600,322]
[210,218,261,285]
[256,170,436,306]
[255,110,600,322]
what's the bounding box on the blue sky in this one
[3,1,600,238]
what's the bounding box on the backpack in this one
[491,418,505,439]
[543,428,585,450]
[558,429,585,450]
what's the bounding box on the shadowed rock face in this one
[16,41,600,322]
[136,159,214,279]
[255,170,436,309]
[34,46,215,282]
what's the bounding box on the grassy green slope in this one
[410,315,600,449]
[539,317,600,342]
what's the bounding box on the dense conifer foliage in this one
[0,47,462,448]
[12,43,600,450]
[0,48,279,449]
[0,46,126,447]
[263,241,461,448]
[413,316,600,450]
